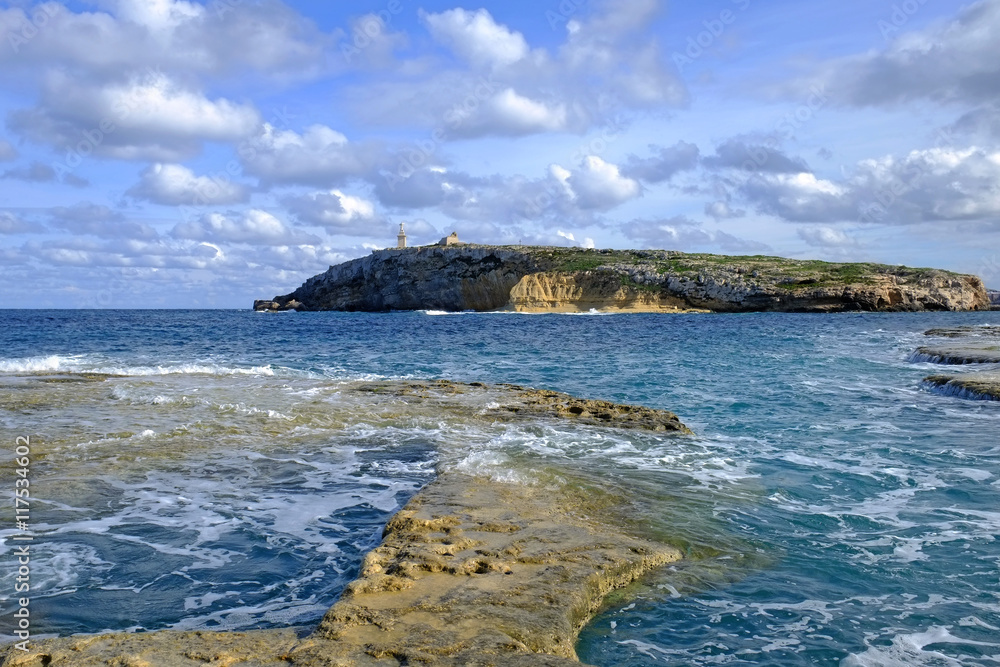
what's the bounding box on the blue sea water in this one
[1,309,1000,665]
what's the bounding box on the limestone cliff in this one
[255,246,990,314]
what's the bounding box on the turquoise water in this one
[1,310,999,665]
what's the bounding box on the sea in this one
[1,309,999,666]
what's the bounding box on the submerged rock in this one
[913,326,1000,364]
[253,246,990,314]
[352,380,692,433]
[923,373,1000,401]
[913,326,1000,401]
[3,385,690,666]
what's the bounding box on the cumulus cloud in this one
[127,163,250,206]
[350,0,686,139]
[563,156,642,210]
[241,124,381,187]
[171,209,320,246]
[704,201,746,220]
[284,190,385,235]
[0,0,330,78]
[742,147,1000,224]
[451,88,569,137]
[796,0,1000,108]
[421,8,529,69]
[623,141,700,183]
[556,230,596,248]
[10,70,261,162]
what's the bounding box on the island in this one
[254,245,990,314]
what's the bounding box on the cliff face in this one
[255,246,991,313]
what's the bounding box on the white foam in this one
[0,354,77,372]
[842,626,1000,666]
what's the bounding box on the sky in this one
[1,0,999,307]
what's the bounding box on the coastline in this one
[4,473,682,667]
[2,382,690,666]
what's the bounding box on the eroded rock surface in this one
[3,385,690,667]
[923,373,1000,401]
[254,246,990,314]
[352,380,692,434]
[914,326,1000,364]
[914,326,1000,401]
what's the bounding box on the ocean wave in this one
[0,353,281,378]
[0,354,82,372]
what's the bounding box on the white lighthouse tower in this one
[397,222,407,248]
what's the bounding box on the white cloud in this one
[421,8,529,69]
[127,163,250,206]
[799,0,1000,107]
[171,209,320,246]
[10,71,261,161]
[742,147,1000,224]
[284,189,384,236]
[705,201,746,220]
[346,0,686,139]
[564,156,641,210]
[0,1,329,77]
[242,124,380,187]
[452,88,568,137]
[113,0,203,33]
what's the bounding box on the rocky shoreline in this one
[2,382,690,667]
[254,246,990,314]
[913,326,1000,401]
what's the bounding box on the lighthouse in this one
[397,222,407,248]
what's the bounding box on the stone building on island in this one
[438,232,461,246]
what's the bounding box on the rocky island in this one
[254,245,989,314]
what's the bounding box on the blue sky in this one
[1,0,998,307]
